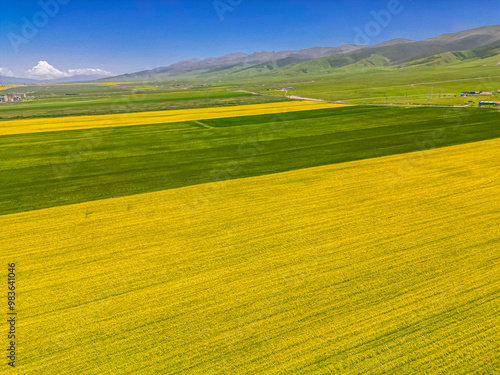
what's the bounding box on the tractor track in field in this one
[192,120,214,129]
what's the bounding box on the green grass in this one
[231,53,500,106]
[0,89,290,120]
[1,105,499,215]
[1,138,499,374]
[201,107,361,127]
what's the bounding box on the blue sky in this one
[0,0,499,78]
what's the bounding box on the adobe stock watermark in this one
[8,0,70,54]
[213,0,243,21]
[51,125,113,179]
[353,0,403,45]
[384,126,451,190]
[384,101,487,190]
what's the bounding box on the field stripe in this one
[1,139,498,374]
[3,105,498,216]
[0,101,350,135]
[192,120,213,129]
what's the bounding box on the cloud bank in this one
[25,61,112,80]
[0,67,14,77]
[26,61,69,80]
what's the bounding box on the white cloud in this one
[68,68,111,76]
[26,61,112,80]
[0,67,14,77]
[26,61,70,80]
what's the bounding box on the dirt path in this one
[285,94,466,108]
[286,95,329,102]
[236,90,260,95]
[233,90,474,108]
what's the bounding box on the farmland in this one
[1,104,499,215]
[235,53,500,107]
[2,5,500,374]
[0,79,499,375]
[0,100,347,135]
[0,84,291,120]
[1,138,498,374]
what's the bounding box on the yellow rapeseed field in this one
[1,139,498,374]
[0,84,24,90]
[0,101,349,135]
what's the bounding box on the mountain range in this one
[103,25,500,83]
[2,25,500,85]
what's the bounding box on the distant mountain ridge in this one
[104,25,500,82]
[133,44,363,76]
[0,76,39,85]
[0,74,110,85]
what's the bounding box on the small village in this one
[0,93,27,103]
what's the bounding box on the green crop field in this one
[1,138,499,374]
[0,83,290,120]
[1,105,499,215]
[1,77,499,375]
